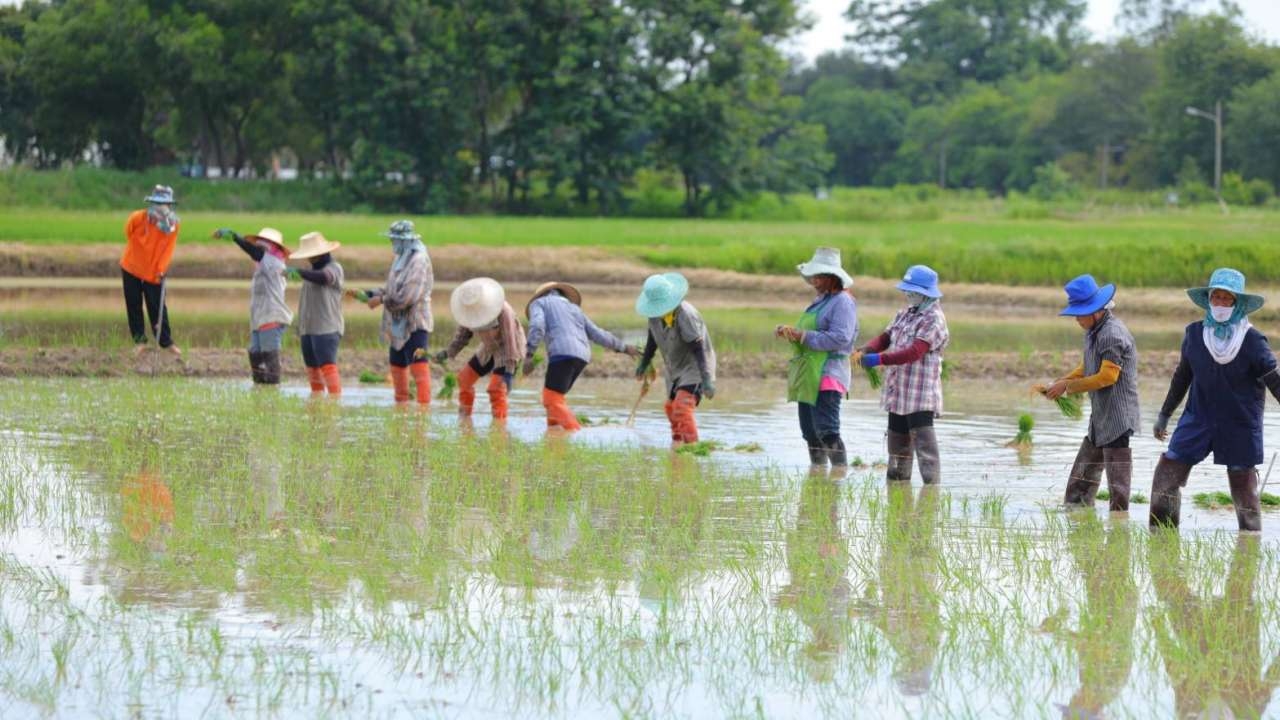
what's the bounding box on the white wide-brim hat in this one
[244,227,291,257]
[451,277,506,329]
[797,247,853,289]
[291,231,341,260]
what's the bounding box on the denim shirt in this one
[526,293,626,363]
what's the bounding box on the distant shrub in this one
[1221,173,1275,206]
[1028,163,1080,202]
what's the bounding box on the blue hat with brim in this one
[635,272,689,318]
[1186,267,1264,315]
[144,185,176,205]
[896,265,942,299]
[1059,274,1116,316]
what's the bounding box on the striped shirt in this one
[879,304,949,416]
[1084,312,1141,446]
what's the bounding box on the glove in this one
[860,353,882,368]
[1154,413,1170,440]
[701,376,716,400]
[432,350,448,364]
[213,227,238,241]
[284,267,302,281]
[522,356,536,377]
[635,360,651,378]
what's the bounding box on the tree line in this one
[0,0,1277,215]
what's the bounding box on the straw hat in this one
[526,281,582,319]
[291,231,341,260]
[635,273,689,318]
[1187,267,1264,315]
[244,227,291,257]
[797,247,853,289]
[451,277,506,329]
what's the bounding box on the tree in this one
[1226,72,1280,188]
[801,78,908,186]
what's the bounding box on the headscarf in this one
[147,203,179,234]
[1202,295,1251,365]
[1203,298,1246,341]
[905,291,936,312]
[391,235,426,272]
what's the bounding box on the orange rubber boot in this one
[320,363,342,396]
[410,363,431,405]
[390,366,411,403]
[306,366,325,393]
[670,389,699,444]
[541,388,581,431]
[487,373,510,420]
[456,364,481,415]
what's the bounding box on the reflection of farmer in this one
[1149,533,1280,717]
[634,273,717,446]
[1055,516,1136,719]
[523,281,639,432]
[1150,269,1280,531]
[776,248,858,467]
[436,278,526,421]
[214,226,293,384]
[361,220,434,405]
[121,185,181,358]
[121,467,174,544]
[854,266,950,485]
[1036,275,1140,512]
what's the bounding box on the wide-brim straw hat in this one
[144,184,176,205]
[1187,267,1264,315]
[451,277,506,329]
[797,247,853,289]
[1058,273,1114,316]
[291,231,341,260]
[635,272,689,318]
[526,281,582,319]
[244,227,291,257]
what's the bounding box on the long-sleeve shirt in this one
[121,209,178,284]
[233,234,292,329]
[369,249,433,350]
[866,303,949,416]
[444,301,526,370]
[296,258,345,336]
[638,301,716,394]
[1078,312,1140,446]
[801,291,858,391]
[525,293,627,363]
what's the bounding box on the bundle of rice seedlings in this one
[358,370,385,384]
[435,372,457,401]
[1010,413,1034,446]
[1039,390,1084,419]
[864,366,882,390]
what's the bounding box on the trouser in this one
[387,330,430,405]
[1064,433,1132,511]
[1149,454,1261,532]
[886,411,939,484]
[664,385,702,444]
[250,325,286,352]
[122,269,172,347]
[300,333,342,395]
[799,390,845,466]
[457,356,512,419]
[542,358,588,431]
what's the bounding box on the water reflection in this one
[1149,533,1280,719]
[120,463,174,548]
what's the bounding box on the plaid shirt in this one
[879,304,950,416]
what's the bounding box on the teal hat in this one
[635,273,689,318]
[1187,268,1264,315]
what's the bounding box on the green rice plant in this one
[1263,493,1280,507]
[864,366,882,390]
[732,442,764,453]
[1008,414,1034,447]
[1131,492,1148,504]
[358,370,385,384]
[675,440,722,456]
[1039,391,1083,420]
[1193,491,1233,509]
[435,372,457,401]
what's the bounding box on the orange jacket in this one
[120,209,178,284]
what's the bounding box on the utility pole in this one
[1185,102,1222,197]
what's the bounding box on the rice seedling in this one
[1007,413,1034,447]
[732,442,764,453]
[358,370,385,384]
[435,372,458,401]
[1039,391,1083,420]
[863,366,882,390]
[674,440,722,457]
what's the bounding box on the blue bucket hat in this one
[144,185,176,205]
[635,272,689,318]
[1186,267,1264,315]
[896,265,942,298]
[381,219,421,242]
[1059,274,1116,317]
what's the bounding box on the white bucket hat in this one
[291,231,341,260]
[244,227,291,257]
[797,247,853,289]
[451,277,506,329]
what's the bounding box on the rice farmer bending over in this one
[213,226,293,384]
[289,231,345,397]
[357,220,433,405]
[1036,274,1140,512]
[1150,268,1280,532]
[776,248,858,467]
[853,265,950,484]
[634,273,717,446]
[121,185,182,358]
[434,278,526,421]
[524,281,640,432]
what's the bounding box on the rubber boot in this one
[1227,467,1262,532]
[886,430,913,482]
[410,362,431,405]
[541,388,581,431]
[248,351,264,384]
[670,389,699,444]
[807,445,828,466]
[822,434,847,467]
[1063,437,1105,507]
[911,426,941,485]
[306,366,325,393]
[487,373,509,420]
[456,364,481,416]
[320,364,342,396]
[260,351,282,384]
[1149,454,1192,529]
[390,366,411,403]
[1103,447,1132,512]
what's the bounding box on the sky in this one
[790,0,1280,62]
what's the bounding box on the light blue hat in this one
[144,185,176,205]
[1187,267,1264,315]
[896,265,942,298]
[381,219,421,242]
[635,273,689,318]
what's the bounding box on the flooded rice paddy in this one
[2,378,1280,718]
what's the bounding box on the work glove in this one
[432,350,449,364]
[623,344,641,358]
[284,267,302,282]
[860,353,882,368]
[1154,413,1170,441]
[522,354,537,377]
[635,360,651,378]
[700,376,716,400]
[212,227,239,241]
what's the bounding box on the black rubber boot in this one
[911,426,941,485]
[822,434,847,467]
[886,430,913,483]
[1063,437,1104,507]
[1149,455,1192,529]
[1103,447,1132,512]
[249,350,265,384]
[261,350,282,385]
[807,445,828,466]
[1227,467,1262,532]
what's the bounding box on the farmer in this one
[854,265,950,484]
[121,185,182,358]
[775,248,858,467]
[289,231,345,396]
[524,281,640,432]
[1037,274,1140,512]
[634,273,717,445]
[1149,268,1280,532]
[435,277,526,421]
[358,220,433,405]
[214,226,293,384]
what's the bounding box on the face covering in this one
[1210,305,1234,322]
[905,291,927,308]
[147,203,178,233]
